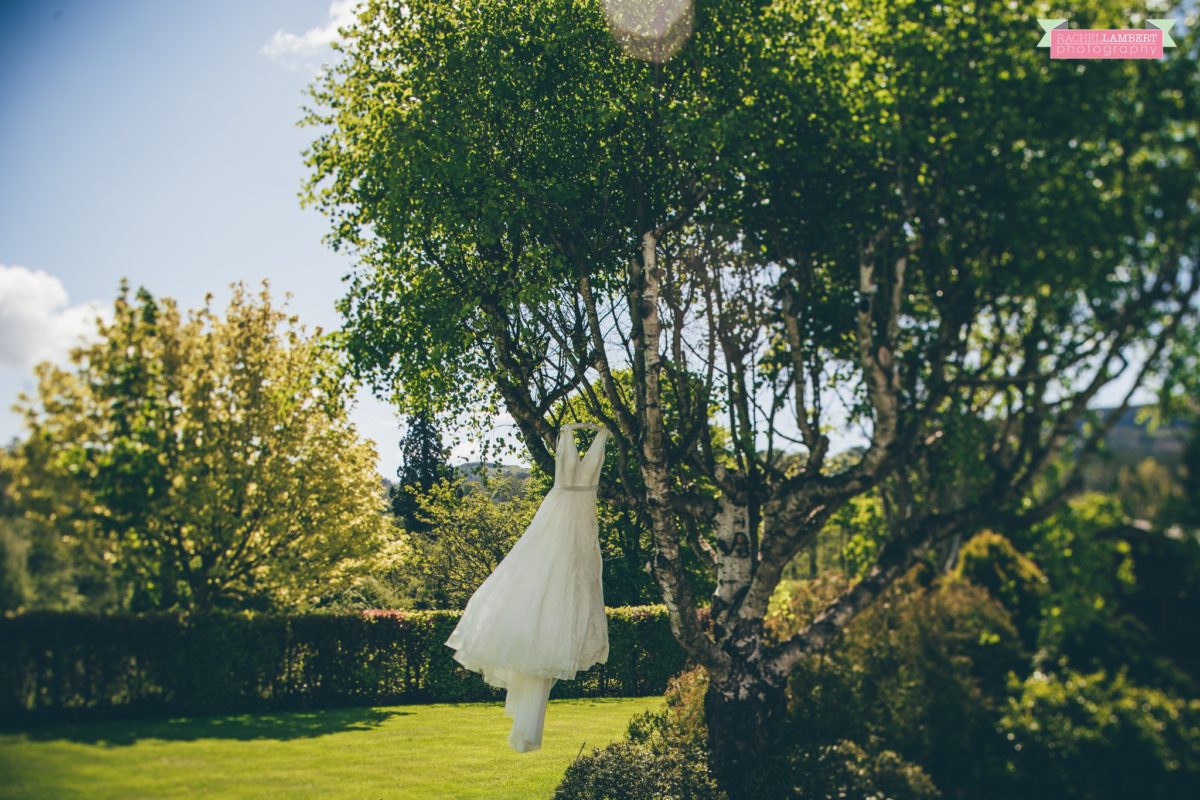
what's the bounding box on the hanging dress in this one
[444,425,610,752]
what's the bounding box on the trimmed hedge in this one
[0,605,686,722]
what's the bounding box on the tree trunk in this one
[704,664,788,800]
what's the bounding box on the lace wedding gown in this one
[444,425,610,752]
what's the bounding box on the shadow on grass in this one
[1,705,412,746]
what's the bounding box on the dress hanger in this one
[561,422,608,434]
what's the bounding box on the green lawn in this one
[0,697,661,800]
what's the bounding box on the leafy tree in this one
[596,498,664,607]
[403,473,542,608]
[1117,457,1182,521]
[313,535,411,611]
[0,498,88,612]
[389,411,453,531]
[301,0,1200,793]
[1011,491,1200,692]
[1159,323,1200,530]
[0,517,32,611]
[1175,429,1200,529]
[2,282,395,612]
[0,460,31,611]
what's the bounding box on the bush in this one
[560,569,1018,799]
[557,543,1200,800]
[558,664,938,800]
[553,740,726,800]
[556,668,725,800]
[1009,493,1200,692]
[636,665,711,748]
[777,572,1023,797]
[0,605,685,721]
[949,530,1047,647]
[770,572,1022,733]
[769,740,941,800]
[766,558,1198,798]
[1000,669,1200,799]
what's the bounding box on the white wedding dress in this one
[444,425,610,752]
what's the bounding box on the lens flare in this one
[601,0,694,63]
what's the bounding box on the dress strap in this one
[561,422,609,434]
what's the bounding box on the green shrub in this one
[778,573,1023,796]
[626,665,711,750]
[770,566,1199,798]
[557,668,725,799]
[1000,669,1200,799]
[557,553,1200,800]
[950,530,1047,646]
[768,740,941,800]
[612,569,1021,798]
[552,740,726,800]
[1009,493,1200,692]
[563,663,938,800]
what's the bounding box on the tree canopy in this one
[389,411,453,531]
[302,0,1199,793]
[2,282,395,612]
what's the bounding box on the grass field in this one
[0,697,662,800]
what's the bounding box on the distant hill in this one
[379,462,532,492]
[1080,406,1191,491]
[454,461,533,484]
[1095,406,1190,462]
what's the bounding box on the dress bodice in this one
[553,426,609,491]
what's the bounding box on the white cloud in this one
[0,264,103,368]
[262,0,361,70]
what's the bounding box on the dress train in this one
[502,671,557,752]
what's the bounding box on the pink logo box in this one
[1037,18,1177,60]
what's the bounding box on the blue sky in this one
[0,0,412,477]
